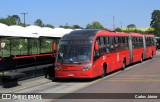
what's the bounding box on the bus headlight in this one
[55,64,60,70]
[83,64,92,71]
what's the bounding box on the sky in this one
[1,0,160,29]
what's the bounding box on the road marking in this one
[106,79,160,82]
[117,75,160,77]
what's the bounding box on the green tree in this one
[44,24,54,28]
[86,21,106,29]
[34,19,44,27]
[147,27,154,34]
[115,28,122,32]
[59,24,83,29]
[0,15,21,25]
[64,23,71,29]
[72,25,83,29]
[127,24,136,29]
[6,15,17,25]
[12,15,21,25]
[0,18,7,24]
[150,10,160,36]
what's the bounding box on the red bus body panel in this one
[55,30,156,79]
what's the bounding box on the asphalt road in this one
[54,51,160,102]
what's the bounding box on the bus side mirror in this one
[95,42,99,50]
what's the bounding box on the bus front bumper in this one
[55,70,94,78]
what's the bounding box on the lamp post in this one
[113,16,115,31]
[20,12,28,27]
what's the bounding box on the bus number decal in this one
[103,56,106,60]
[117,53,119,62]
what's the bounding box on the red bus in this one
[55,30,156,78]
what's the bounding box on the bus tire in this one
[101,64,106,78]
[140,54,143,63]
[151,51,154,59]
[122,59,126,70]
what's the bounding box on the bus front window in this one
[57,40,92,63]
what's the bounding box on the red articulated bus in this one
[55,29,156,78]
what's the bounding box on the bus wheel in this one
[122,60,126,70]
[151,51,154,59]
[101,65,106,78]
[140,54,143,63]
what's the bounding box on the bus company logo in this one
[2,94,11,99]
[103,56,106,60]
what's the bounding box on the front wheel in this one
[122,60,126,70]
[101,66,106,78]
[140,54,143,63]
[151,51,154,59]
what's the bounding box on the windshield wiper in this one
[73,62,82,64]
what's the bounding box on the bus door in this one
[93,37,104,76]
[108,36,117,71]
[93,36,114,75]
[114,36,122,69]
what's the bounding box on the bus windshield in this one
[57,40,92,63]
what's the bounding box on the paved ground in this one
[0,50,160,102]
[54,51,160,102]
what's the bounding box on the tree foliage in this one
[115,28,122,32]
[34,19,44,27]
[12,15,21,24]
[86,21,106,29]
[44,24,54,28]
[115,27,154,34]
[0,15,21,25]
[59,24,83,29]
[72,25,83,29]
[0,18,7,24]
[127,24,136,31]
[150,10,160,36]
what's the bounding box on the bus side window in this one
[121,37,125,50]
[102,37,107,54]
[109,37,115,52]
[151,38,154,46]
[100,37,105,54]
[114,37,119,51]
[135,37,138,48]
[146,37,148,47]
[125,37,129,49]
[139,37,142,47]
[105,37,110,53]
[137,37,139,48]
[150,37,153,46]
[132,37,135,48]
[149,37,151,46]
[118,37,122,51]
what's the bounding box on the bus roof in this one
[61,29,99,40]
[130,32,143,37]
[144,34,155,37]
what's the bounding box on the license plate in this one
[68,74,74,77]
